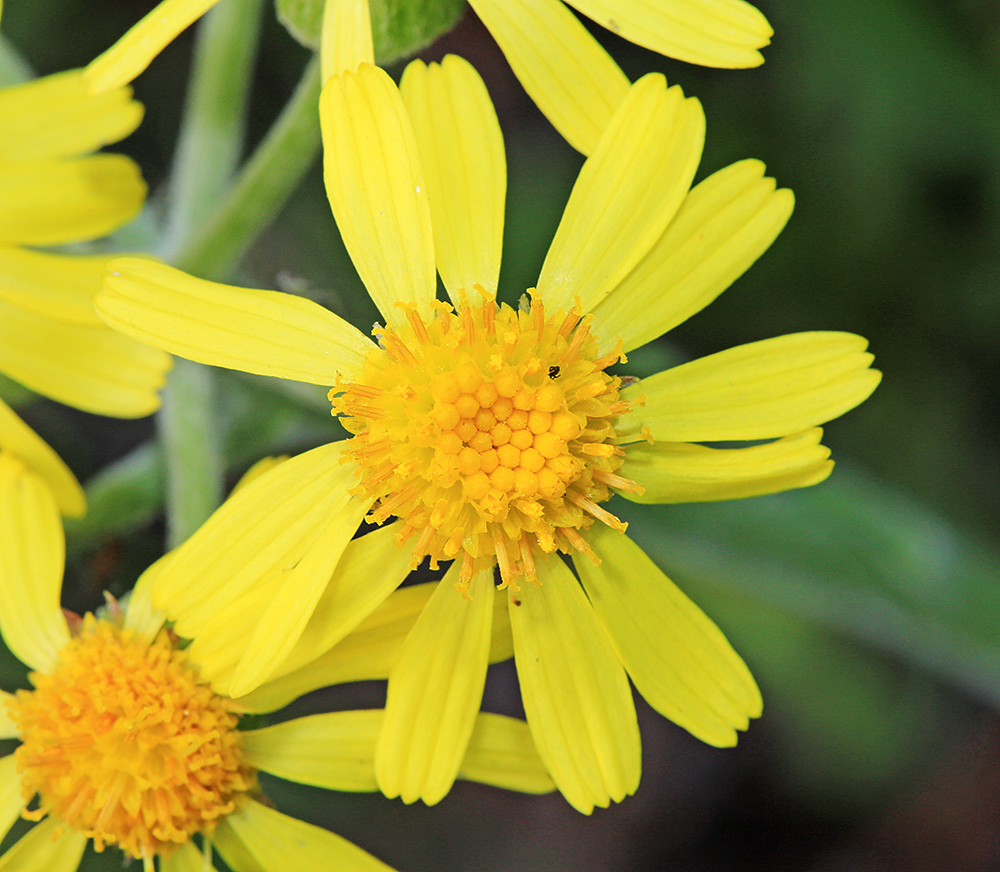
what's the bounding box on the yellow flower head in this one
[0,455,551,870]
[95,55,880,814]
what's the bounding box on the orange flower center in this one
[330,290,643,592]
[8,617,254,867]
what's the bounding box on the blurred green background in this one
[2,0,1000,869]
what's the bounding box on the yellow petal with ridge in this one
[0,246,109,326]
[321,64,436,324]
[509,553,640,814]
[376,564,494,805]
[592,159,793,353]
[621,428,833,504]
[0,455,70,673]
[537,74,704,317]
[160,841,222,872]
[468,0,628,155]
[0,756,25,844]
[568,0,772,68]
[621,332,882,442]
[577,525,762,746]
[321,0,374,81]
[97,257,372,384]
[0,817,87,872]
[401,55,505,301]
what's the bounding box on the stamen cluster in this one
[331,290,643,591]
[8,617,254,865]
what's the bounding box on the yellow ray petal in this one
[321,64,436,324]
[568,0,772,68]
[621,428,833,504]
[219,799,394,872]
[0,70,142,161]
[85,0,220,94]
[161,842,221,872]
[0,295,171,419]
[0,398,85,516]
[97,257,372,384]
[321,0,374,81]
[0,154,145,246]
[577,525,762,746]
[376,564,494,805]
[0,695,16,740]
[0,246,110,326]
[508,554,640,813]
[620,332,882,442]
[536,74,705,316]
[0,756,25,844]
[239,576,513,714]
[123,552,172,640]
[458,711,556,794]
[400,55,505,300]
[468,0,629,155]
[592,160,793,353]
[0,456,70,673]
[0,815,88,872]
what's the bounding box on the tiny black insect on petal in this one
[548,366,561,379]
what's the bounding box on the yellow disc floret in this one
[8,616,254,867]
[330,289,643,592]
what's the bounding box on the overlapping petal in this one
[321,63,436,323]
[0,69,142,161]
[0,455,70,673]
[0,756,24,843]
[592,159,794,353]
[509,555,640,813]
[0,155,145,246]
[468,0,629,155]
[0,398,85,516]
[577,525,762,746]
[321,0,374,81]
[0,816,88,872]
[537,74,705,316]
[0,247,108,326]
[97,257,372,384]
[620,332,882,442]
[400,55,506,299]
[376,565,495,804]
[568,0,773,68]
[620,428,833,504]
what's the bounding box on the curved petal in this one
[567,0,772,68]
[219,799,395,872]
[0,69,143,161]
[592,160,794,353]
[0,246,109,326]
[376,564,494,804]
[161,841,221,872]
[509,554,640,813]
[468,0,629,155]
[321,0,374,80]
[150,443,371,692]
[321,64,436,323]
[620,332,882,442]
[0,398,85,517]
[97,257,372,384]
[239,577,513,714]
[576,525,762,746]
[620,428,833,504]
[0,455,70,673]
[0,154,145,246]
[0,755,26,843]
[0,694,17,739]
[123,551,172,640]
[85,0,220,94]
[0,295,170,419]
[458,711,555,794]
[0,817,88,872]
[400,56,505,301]
[536,74,705,317]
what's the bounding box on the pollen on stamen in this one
[330,290,642,590]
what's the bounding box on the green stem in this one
[161,0,267,258]
[172,53,323,281]
[157,359,223,549]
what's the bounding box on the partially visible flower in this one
[0,454,551,871]
[95,56,880,813]
[85,0,770,153]
[0,49,171,418]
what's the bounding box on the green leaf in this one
[276,0,466,65]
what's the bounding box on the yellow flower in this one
[0,454,551,871]
[0,49,171,418]
[95,56,880,813]
[85,0,770,153]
